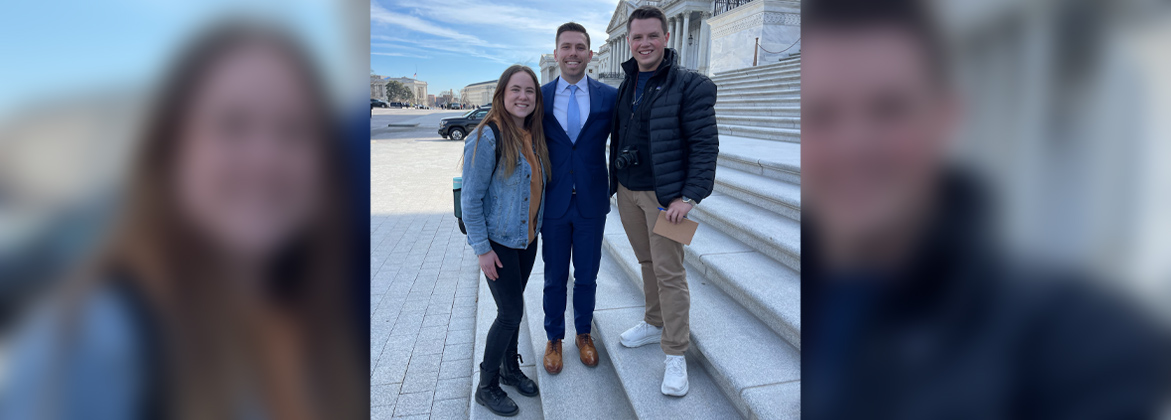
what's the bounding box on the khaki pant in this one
[616,185,689,355]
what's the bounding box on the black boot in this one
[499,351,539,397]
[476,363,519,417]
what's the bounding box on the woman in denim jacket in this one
[461,65,551,417]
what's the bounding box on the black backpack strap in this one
[486,121,503,164]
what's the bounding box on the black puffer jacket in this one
[609,48,719,207]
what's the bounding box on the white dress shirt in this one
[553,76,591,134]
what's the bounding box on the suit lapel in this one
[543,77,572,145]
[544,78,561,130]
[579,77,603,132]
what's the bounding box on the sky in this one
[370,0,621,97]
[0,0,361,118]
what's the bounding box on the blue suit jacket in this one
[541,76,618,220]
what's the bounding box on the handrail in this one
[759,37,801,55]
[713,0,754,16]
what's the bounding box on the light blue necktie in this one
[567,85,581,144]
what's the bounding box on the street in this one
[371,107,465,141]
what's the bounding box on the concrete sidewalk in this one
[370,113,482,419]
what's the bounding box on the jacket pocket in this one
[501,162,522,187]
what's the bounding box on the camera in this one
[615,146,640,169]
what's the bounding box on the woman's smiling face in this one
[503,71,536,122]
[174,43,325,263]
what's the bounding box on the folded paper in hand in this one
[653,210,698,245]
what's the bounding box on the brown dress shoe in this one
[544,340,563,374]
[576,333,599,367]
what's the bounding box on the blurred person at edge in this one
[802,1,1168,419]
[0,23,363,420]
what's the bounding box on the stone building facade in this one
[539,54,601,85]
[371,75,429,104]
[460,80,497,107]
[595,0,800,84]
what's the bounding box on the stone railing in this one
[713,0,755,16]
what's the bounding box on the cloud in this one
[389,0,616,51]
[393,0,562,33]
[372,35,536,66]
[371,51,432,59]
[370,1,487,46]
[370,0,622,91]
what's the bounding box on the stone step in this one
[688,192,801,272]
[470,272,545,419]
[712,71,800,87]
[718,134,801,185]
[716,115,800,129]
[717,97,799,109]
[713,164,801,220]
[717,123,800,143]
[713,74,797,87]
[603,204,800,349]
[712,60,800,79]
[715,77,800,92]
[520,248,638,420]
[600,222,801,419]
[685,224,802,349]
[714,105,799,117]
[717,87,799,101]
[592,308,744,420]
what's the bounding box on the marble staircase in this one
[469,55,801,419]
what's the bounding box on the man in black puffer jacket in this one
[608,4,719,398]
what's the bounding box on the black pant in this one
[481,239,538,380]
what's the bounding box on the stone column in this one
[616,40,620,72]
[613,39,622,72]
[613,40,618,73]
[616,38,621,69]
[615,39,621,72]
[669,17,679,50]
[698,13,711,74]
[619,37,625,70]
[619,38,624,69]
[667,18,673,50]
[681,13,692,68]
[606,41,611,73]
[672,16,681,52]
[617,38,622,71]
[670,17,678,51]
[622,37,627,64]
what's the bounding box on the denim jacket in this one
[3,285,147,420]
[462,124,546,255]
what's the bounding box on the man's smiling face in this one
[555,30,592,82]
[628,18,668,72]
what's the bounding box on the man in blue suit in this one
[539,22,618,375]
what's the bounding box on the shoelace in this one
[490,386,509,400]
[666,357,686,376]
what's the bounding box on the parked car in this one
[438,106,490,140]
[371,98,388,109]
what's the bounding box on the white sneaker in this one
[619,321,662,348]
[661,355,689,396]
